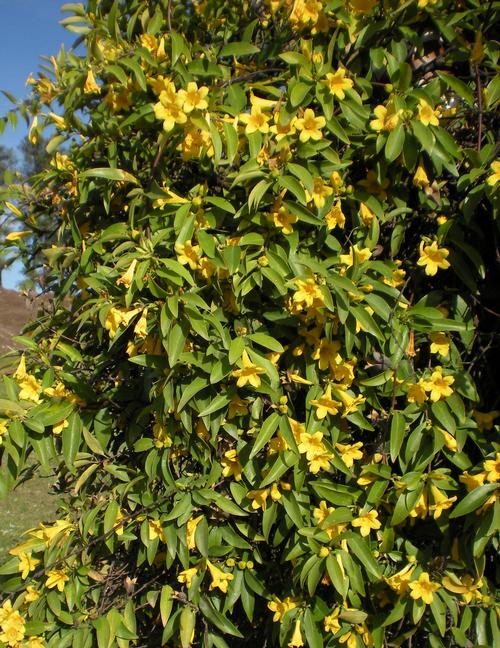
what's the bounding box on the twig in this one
[167,0,172,32]
[475,64,483,152]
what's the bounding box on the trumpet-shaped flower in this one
[336,441,363,467]
[323,69,353,100]
[325,201,346,229]
[421,366,454,402]
[310,385,341,419]
[232,350,266,388]
[417,99,440,127]
[294,108,325,142]
[46,568,69,592]
[207,560,234,593]
[239,105,271,135]
[268,596,299,622]
[408,572,440,605]
[182,82,209,112]
[352,509,381,536]
[221,449,243,481]
[417,240,450,276]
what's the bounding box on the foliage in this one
[0,1,499,647]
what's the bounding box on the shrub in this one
[0,1,499,647]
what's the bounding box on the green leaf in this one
[199,596,243,637]
[219,42,260,57]
[345,532,382,578]
[247,333,284,353]
[390,411,406,462]
[249,412,280,458]
[290,81,312,108]
[80,168,139,184]
[431,400,456,434]
[62,413,82,470]
[385,123,405,162]
[437,72,474,107]
[160,585,174,627]
[277,175,307,205]
[286,162,314,193]
[177,377,207,412]
[449,484,498,518]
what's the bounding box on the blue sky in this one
[1,1,75,288]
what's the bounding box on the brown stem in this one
[475,64,483,152]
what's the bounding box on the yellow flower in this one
[486,160,500,186]
[293,277,325,309]
[429,484,457,518]
[325,201,345,229]
[178,566,199,589]
[46,568,69,592]
[413,163,430,188]
[0,600,25,646]
[221,449,242,481]
[104,306,142,338]
[228,395,249,419]
[52,418,69,435]
[310,384,341,419]
[312,338,341,371]
[29,519,73,545]
[417,98,440,127]
[288,418,306,443]
[408,572,440,605]
[116,259,138,288]
[358,170,390,201]
[179,126,214,160]
[207,560,234,593]
[298,431,326,458]
[385,563,416,596]
[154,87,187,131]
[153,420,172,449]
[6,230,30,241]
[352,509,381,537]
[429,332,450,356]
[336,441,363,468]
[324,608,341,633]
[441,430,458,452]
[417,240,450,276]
[473,410,499,431]
[340,244,372,268]
[459,471,486,491]
[18,552,40,579]
[314,501,346,539]
[182,82,209,112]
[268,596,298,623]
[239,105,271,135]
[323,69,353,100]
[290,0,324,28]
[186,515,203,550]
[270,482,282,501]
[483,453,500,482]
[17,374,43,403]
[337,391,366,417]
[105,84,133,112]
[83,68,100,94]
[294,108,326,143]
[306,177,333,209]
[232,350,266,388]
[24,586,40,602]
[270,113,296,141]
[247,488,269,511]
[349,0,379,12]
[442,574,482,604]
[175,240,200,270]
[407,382,427,404]
[134,308,149,338]
[421,366,454,402]
[370,103,401,131]
[148,519,166,543]
[308,451,332,473]
[26,636,45,648]
[359,202,375,225]
[408,490,428,519]
[272,204,298,234]
[286,619,304,647]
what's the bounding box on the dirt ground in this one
[0,288,39,355]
